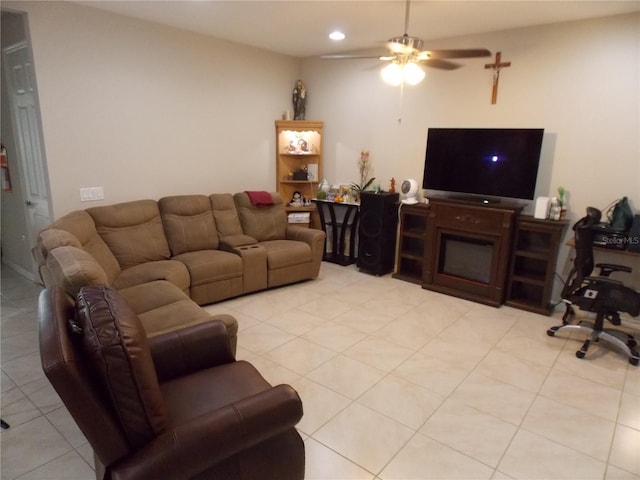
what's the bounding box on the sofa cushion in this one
[112,260,190,292]
[172,250,242,287]
[47,246,110,297]
[159,195,219,255]
[47,210,121,282]
[117,280,232,338]
[75,284,168,449]
[234,192,287,242]
[260,240,312,269]
[88,200,171,269]
[210,193,245,237]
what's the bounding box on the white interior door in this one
[2,41,51,247]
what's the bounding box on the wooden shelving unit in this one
[275,120,323,227]
[393,203,430,284]
[505,216,569,315]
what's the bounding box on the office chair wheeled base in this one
[547,321,639,366]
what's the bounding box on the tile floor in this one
[1,261,639,480]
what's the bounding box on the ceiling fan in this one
[322,0,491,85]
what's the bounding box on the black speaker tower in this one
[357,191,400,275]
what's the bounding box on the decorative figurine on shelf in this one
[290,191,303,206]
[389,178,396,193]
[292,80,306,120]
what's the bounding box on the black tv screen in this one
[422,128,544,201]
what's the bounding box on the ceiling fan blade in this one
[422,58,461,70]
[321,54,384,60]
[422,49,492,60]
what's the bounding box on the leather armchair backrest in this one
[75,285,169,449]
[39,288,130,467]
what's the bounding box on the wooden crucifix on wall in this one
[484,51,511,104]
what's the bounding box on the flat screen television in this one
[422,128,544,202]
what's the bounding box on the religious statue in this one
[292,80,306,120]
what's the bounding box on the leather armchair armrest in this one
[149,319,235,381]
[219,234,258,250]
[109,384,303,480]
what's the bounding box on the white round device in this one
[401,179,419,204]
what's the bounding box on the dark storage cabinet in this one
[393,203,430,284]
[505,216,569,315]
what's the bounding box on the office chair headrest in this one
[574,207,602,232]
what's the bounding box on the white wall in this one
[303,13,640,224]
[4,1,300,218]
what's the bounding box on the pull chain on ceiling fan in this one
[321,0,491,86]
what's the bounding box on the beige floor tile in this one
[304,438,375,480]
[0,416,73,480]
[338,306,395,335]
[475,349,550,393]
[263,337,336,374]
[358,375,445,429]
[619,391,640,430]
[302,321,368,352]
[554,339,629,389]
[609,424,640,476]
[235,322,295,354]
[297,297,354,321]
[540,369,622,421]
[0,387,41,428]
[496,317,565,367]
[372,315,435,351]
[291,377,351,435]
[420,399,517,468]
[344,337,414,372]
[14,451,95,480]
[380,432,494,480]
[2,352,45,387]
[419,336,493,371]
[498,429,606,480]
[314,403,414,474]
[438,310,518,347]
[450,371,536,425]
[521,395,615,461]
[392,350,471,397]
[263,308,327,336]
[605,464,640,480]
[306,354,385,399]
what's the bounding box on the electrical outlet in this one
[80,187,104,202]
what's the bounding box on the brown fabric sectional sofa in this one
[34,192,325,351]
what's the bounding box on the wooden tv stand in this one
[393,196,568,314]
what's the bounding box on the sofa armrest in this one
[148,319,235,381]
[109,384,303,480]
[219,234,258,250]
[286,225,325,244]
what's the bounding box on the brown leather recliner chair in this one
[39,285,305,480]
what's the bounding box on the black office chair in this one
[547,207,640,365]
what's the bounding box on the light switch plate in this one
[80,187,104,202]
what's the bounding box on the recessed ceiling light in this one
[329,31,346,41]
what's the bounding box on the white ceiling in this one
[77,1,640,58]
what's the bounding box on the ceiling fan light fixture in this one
[381,61,425,86]
[403,61,425,85]
[381,62,404,86]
